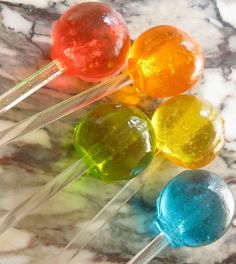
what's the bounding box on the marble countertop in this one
[0,0,235,263]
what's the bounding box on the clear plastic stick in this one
[52,154,164,264]
[0,59,64,115]
[0,159,88,235]
[0,72,131,147]
[127,233,169,264]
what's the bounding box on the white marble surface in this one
[0,0,235,264]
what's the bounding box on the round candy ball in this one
[128,25,204,98]
[151,94,224,168]
[155,170,235,248]
[51,2,130,82]
[74,104,156,182]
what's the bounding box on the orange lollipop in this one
[0,25,204,148]
[128,25,204,98]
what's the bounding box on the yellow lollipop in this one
[151,94,224,168]
[48,95,225,263]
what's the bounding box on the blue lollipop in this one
[128,170,235,264]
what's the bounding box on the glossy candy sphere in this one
[155,170,235,248]
[74,104,156,182]
[128,25,204,98]
[51,2,130,82]
[151,94,224,168]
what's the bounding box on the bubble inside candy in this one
[128,25,204,98]
[155,170,235,248]
[51,2,130,82]
[74,104,156,182]
[151,94,224,168]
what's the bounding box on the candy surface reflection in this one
[155,170,235,248]
[51,2,130,82]
[128,25,204,98]
[74,104,156,182]
[151,94,224,168]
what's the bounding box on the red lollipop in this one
[0,2,130,114]
[51,2,130,81]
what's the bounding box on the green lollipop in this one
[74,104,156,182]
[0,103,156,235]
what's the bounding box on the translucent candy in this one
[128,25,204,98]
[151,94,224,168]
[74,104,156,182]
[51,2,130,82]
[108,85,143,106]
[155,170,235,247]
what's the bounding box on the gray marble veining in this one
[0,0,235,263]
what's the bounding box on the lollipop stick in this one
[0,72,131,147]
[0,60,64,115]
[52,154,164,264]
[127,233,169,264]
[0,123,134,235]
[0,159,88,235]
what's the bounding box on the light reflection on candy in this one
[108,85,144,106]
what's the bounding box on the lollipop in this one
[0,2,130,114]
[127,170,235,264]
[128,26,203,98]
[152,94,224,168]
[50,3,130,81]
[0,24,204,147]
[73,103,156,182]
[50,94,225,264]
[0,103,156,235]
